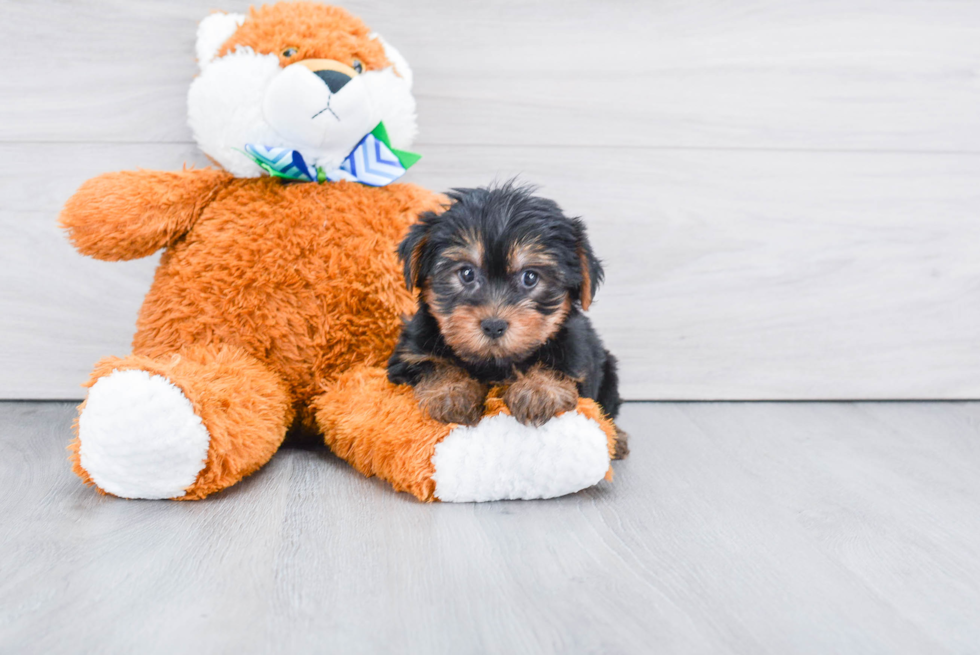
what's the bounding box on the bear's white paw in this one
[431,411,610,502]
[78,369,211,499]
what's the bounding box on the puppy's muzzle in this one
[480,318,508,340]
[296,59,357,93]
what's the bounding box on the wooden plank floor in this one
[2,401,979,654]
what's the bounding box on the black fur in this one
[387,183,622,420]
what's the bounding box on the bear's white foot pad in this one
[78,369,211,499]
[431,411,610,502]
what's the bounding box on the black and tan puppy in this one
[387,184,627,458]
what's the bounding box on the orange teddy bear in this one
[61,2,619,502]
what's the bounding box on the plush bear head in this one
[189,2,417,177]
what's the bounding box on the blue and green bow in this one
[242,122,421,187]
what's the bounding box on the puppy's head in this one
[399,183,603,364]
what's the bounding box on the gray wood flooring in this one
[3,400,979,654]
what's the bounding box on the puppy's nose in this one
[480,318,509,340]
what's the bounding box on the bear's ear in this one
[364,33,418,151]
[369,33,413,89]
[196,11,246,70]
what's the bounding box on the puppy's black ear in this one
[574,221,604,311]
[398,215,432,291]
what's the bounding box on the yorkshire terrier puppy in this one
[387,184,628,458]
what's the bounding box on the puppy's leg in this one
[597,351,629,459]
[612,426,630,460]
[504,364,579,427]
[314,366,616,502]
[415,364,488,426]
[595,351,623,419]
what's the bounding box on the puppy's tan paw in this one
[612,426,630,460]
[503,365,579,427]
[415,366,488,426]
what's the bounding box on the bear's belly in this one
[131,179,434,410]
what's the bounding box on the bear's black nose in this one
[314,69,352,93]
[480,318,509,340]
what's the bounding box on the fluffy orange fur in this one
[217,2,390,70]
[314,366,453,501]
[60,1,622,501]
[315,366,619,501]
[69,345,293,499]
[61,168,232,261]
[61,169,444,498]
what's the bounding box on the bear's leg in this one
[70,345,293,500]
[312,367,619,502]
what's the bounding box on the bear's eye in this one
[458,266,476,285]
[520,270,539,289]
[352,58,364,74]
[281,47,298,58]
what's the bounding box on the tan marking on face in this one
[441,230,483,267]
[507,241,556,274]
[422,288,441,310]
[429,303,492,361]
[428,295,571,363]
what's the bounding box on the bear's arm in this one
[59,168,233,261]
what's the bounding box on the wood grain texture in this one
[2,0,979,150]
[2,400,979,653]
[1,0,979,399]
[2,144,978,399]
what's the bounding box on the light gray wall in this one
[1,0,978,399]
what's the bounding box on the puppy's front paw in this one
[504,366,579,427]
[415,366,488,426]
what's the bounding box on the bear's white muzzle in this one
[262,62,379,169]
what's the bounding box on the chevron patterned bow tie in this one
[242,122,421,186]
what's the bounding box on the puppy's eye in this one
[520,270,539,288]
[458,267,476,284]
[352,58,364,74]
[282,47,298,58]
